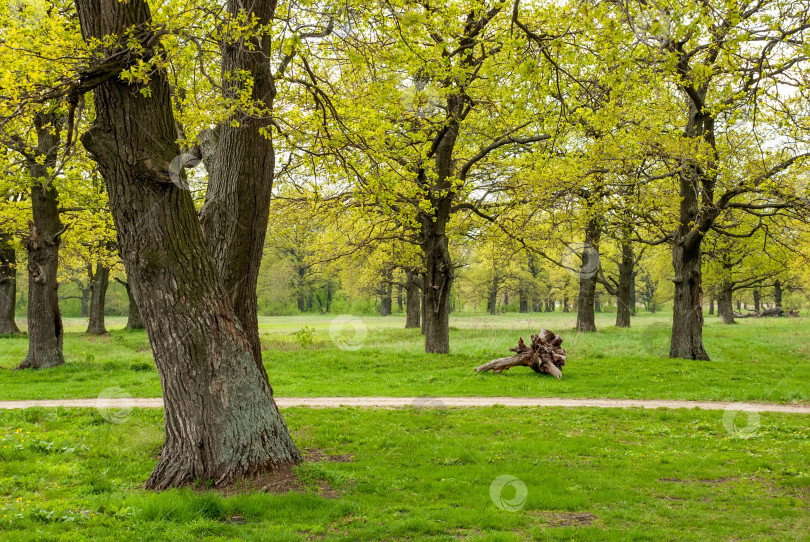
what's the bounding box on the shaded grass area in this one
[0,406,807,540]
[0,313,808,403]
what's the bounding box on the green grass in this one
[0,312,808,403]
[0,406,807,540]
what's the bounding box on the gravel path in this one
[0,397,808,413]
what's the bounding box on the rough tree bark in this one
[404,270,421,329]
[421,213,453,353]
[475,330,566,379]
[717,282,735,325]
[19,112,65,370]
[615,243,634,328]
[0,233,20,335]
[199,0,279,366]
[75,0,300,489]
[86,262,110,335]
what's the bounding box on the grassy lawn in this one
[0,312,807,403]
[0,406,807,541]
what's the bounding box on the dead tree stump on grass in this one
[474,330,567,379]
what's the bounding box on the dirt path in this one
[0,396,808,413]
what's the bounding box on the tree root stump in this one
[474,330,566,379]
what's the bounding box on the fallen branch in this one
[475,330,566,379]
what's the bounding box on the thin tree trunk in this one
[563,296,569,312]
[405,270,420,329]
[519,288,528,313]
[709,297,715,316]
[420,273,427,335]
[753,289,760,312]
[615,243,634,328]
[86,262,110,335]
[19,112,64,370]
[379,270,392,316]
[487,276,499,315]
[774,280,783,309]
[0,233,20,335]
[124,281,144,330]
[76,0,300,489]
[80,286,90,318]
[629,271,637,316]
[576,220,600,332]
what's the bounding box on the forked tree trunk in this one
[86,262,110,335]
[615,243,634,328]
[199,0,278,367]
[122,280,144,330]
[422,220,452,353]
[0,233,20,335]
[19,112,65,370]
[76,0,300,489]
[405,270,420,329]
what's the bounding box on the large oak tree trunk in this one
[615,243,634,328]
[0,233,20,335]
[670,238,708,360]
[86,262,110,335]
[422,220,452,353]
[717,283,735,325]
[404,270,421,329]
[76,0,300,489]
[199,0,278,366]
[19,112,65,370]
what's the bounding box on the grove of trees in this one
[1,0,809,488]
